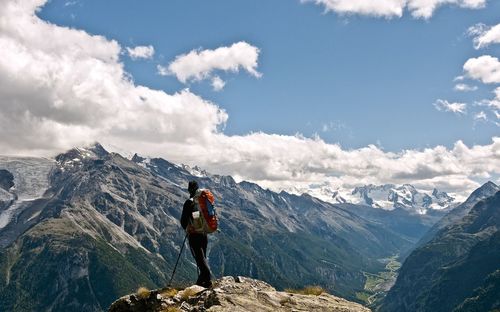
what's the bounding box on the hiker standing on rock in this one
[180,180,218,288]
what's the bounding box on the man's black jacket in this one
[180,198,194,230]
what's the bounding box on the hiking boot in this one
[200,280,212,288]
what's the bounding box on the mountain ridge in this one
[127,150,460,215]
[381,189,500,312]
[0,143,420,311]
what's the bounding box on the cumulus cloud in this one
[126,45,155,60]
[434,99,467,114]
[161,41,261,87]
[300,0,406,18]
[468,23,500,49]
[0,0,498,200]
[211,76,226,92]
[0,0,227,154]
[463,55,500,84]
[302,0,486,19]
[407,0,486,19]
[454,83,478,92]
[460,53,500,125]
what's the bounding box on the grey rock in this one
[109,276,371,312]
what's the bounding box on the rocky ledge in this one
[109,276,371,312]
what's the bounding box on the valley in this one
[357,255,401,307]
[0,144,498,312]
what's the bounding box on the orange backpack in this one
[190,189,218,234]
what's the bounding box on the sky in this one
[0,0,499,199]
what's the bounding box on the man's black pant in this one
[188,233,211,287]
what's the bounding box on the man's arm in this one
[180,199,193,230]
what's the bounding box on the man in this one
[180,180,212,288]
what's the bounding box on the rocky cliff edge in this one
[109,276,371,312]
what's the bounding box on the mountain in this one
[0,144,413,311]
[0,156,55,245]
[131,153,415,298]
[335,203,446,246]
[416,181,499,247]
[109,276,371,312]
[320,184,457,215]
[380,188,500,312]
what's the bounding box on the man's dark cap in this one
[188,180,199,194]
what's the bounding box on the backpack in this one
[190,189,218,234]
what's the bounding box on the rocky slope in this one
[0,144,419,311]
[416,181,499,247]
[109,276,371,312]
[0,156,54,234]
[381,189,500,312]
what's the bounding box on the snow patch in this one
[0,157,54,229]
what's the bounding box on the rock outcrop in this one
[109,276,371,312]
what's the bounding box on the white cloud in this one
[463,55,500,84]
[156,64,169,76]
[407,0,486,19]
[302,0,486,19]
[162,42,261,84]
[0,0,498,200]
[476,87,500,110]
[468,23,500,49]
[301,0,406,18]
[64,1,79,7]
[474,111,487,121]
[211,76,226,92]
[126,45,155,60]
[0,0,227,154]
[454,83,478,92]
[321,121,347,133]
[477,87,500,109]
[434,99,467,114]
[461,56,500,123]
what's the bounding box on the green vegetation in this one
[208,231,382,302]
[0,218,171,312]
[356,255,401,307]
[382,192,500,312]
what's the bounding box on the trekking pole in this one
[168,233,188,287]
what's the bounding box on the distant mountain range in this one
[137,154,459,215]
[381,182,500,312]
[0,143,429,311]
[1,144,495,312]
[317,184,457,215]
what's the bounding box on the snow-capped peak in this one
[181,164,209,178]
[307,183,458,214]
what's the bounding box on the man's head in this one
[188,180,199,197]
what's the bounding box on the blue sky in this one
[39,0,499,151]
[1,0,499,198]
